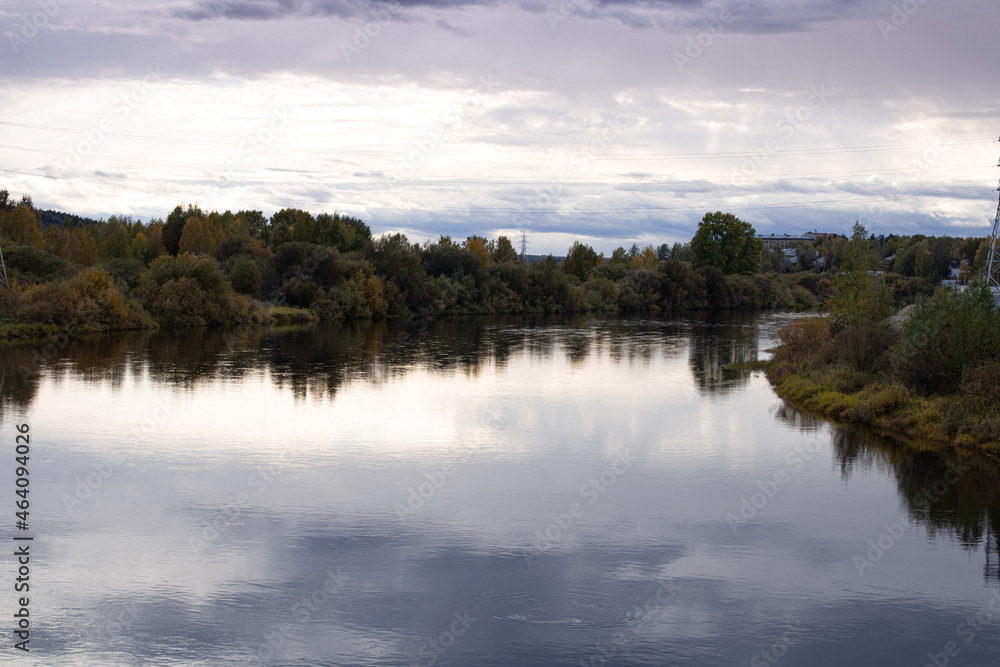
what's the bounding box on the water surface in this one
[2,313,998,666]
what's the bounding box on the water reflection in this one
[1,314,752,410]
[3,313,1000,665]
[783,404,1000,584]
[687,313,760,395]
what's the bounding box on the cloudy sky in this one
[0,0,997,254]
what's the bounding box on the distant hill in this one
[37,209,99,229]
[524,254,564,265]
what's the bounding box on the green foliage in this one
[100,257,147,294]
[829,222,893,330]
[1,193,853,338]
[670,242,694,262]
[229,260,261,298]
[5,244,74,284]
[422,236,484,280]
[769,277,1000,451]
[268,208,316,248]
[273,242,346,292]
[945,360,1000,444]
[561,241,599,281]
[892,281,1000,395]
[138,253,263,328]
[690,211,763,275]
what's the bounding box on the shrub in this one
[581,278,620,310]
[945,360,1000,445]
[229,260,261,298]
[138,253,263,328]
[773,317,830,364]
[5,245,74,283]
[99,257,146,294]
[15,268,152,331]
[892,282,1000,395]
[831,324,897,373]
[848,382,911,422]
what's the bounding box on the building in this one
[757,233,814,250]
[756,231,841,249]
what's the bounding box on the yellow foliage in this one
[464,237,490,266]
[178,216,224,257]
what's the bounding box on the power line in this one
[0,119,990,159]
[0,142,989,184]
[1,163,984,216]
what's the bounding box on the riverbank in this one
[763,293,1000,456]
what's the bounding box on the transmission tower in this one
[0,242,8,289]
[519,233,529,264]
[987,142,1000,306]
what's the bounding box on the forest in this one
[0,188,992,337]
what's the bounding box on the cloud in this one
[0,0,995,253]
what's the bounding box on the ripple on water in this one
[473,592,626,629]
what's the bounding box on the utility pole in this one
[519,233,529,264]
[987,140,1000,307]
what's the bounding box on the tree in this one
[631,245,659,271]
[609,247,630,267]
[670,242,694,262]
[491,235,518,263]
[760,245,784,273]
[561,241,599,281]
[829,221,893,330]
[163,205,204,256]
[268,208,314,248]
[656,243,670,261]
[229,260,261,298]
[235,210,267,237]
[795,242,816,271]
[178,215,224,257]
[690,211,762,275]
[0,194,44,248]
[464,236,490,267]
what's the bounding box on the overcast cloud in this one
[0,0,996,253]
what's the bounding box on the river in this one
[1,312,998,666]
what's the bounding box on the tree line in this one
[0,189,991,334]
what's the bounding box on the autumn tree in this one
[178,214,225,257]
[630,245,659,271]
[0,192,45,248]
[491,235,518,263]
[464,236,490,267]
[163,205,205,255]
[47,226,98,266]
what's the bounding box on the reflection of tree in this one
[820,414,1000,584]
[0,331,143,412]
[687,312,760,395]
[771,401,825,432]
[2,313,737,412]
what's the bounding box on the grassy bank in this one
[764,283,1000,455]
